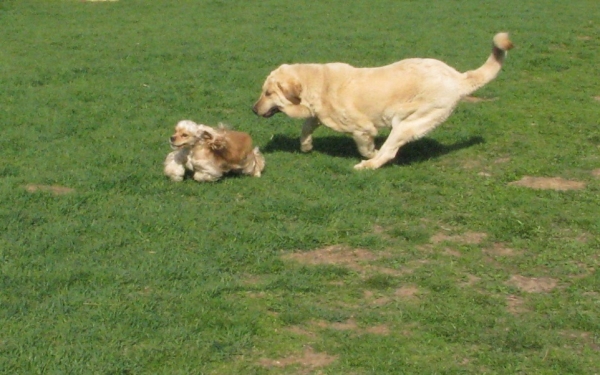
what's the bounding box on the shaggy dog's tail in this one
[461,32,513,95]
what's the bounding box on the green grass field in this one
[1,0,599,374]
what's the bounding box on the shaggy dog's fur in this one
[253,33,513,169]
[164,120,265,182]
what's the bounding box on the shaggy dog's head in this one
[252,65,312,119]
[169,120,212,149]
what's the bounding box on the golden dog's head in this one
[169,120,202,149]
[252,64,311,119]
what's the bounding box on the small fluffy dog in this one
[164,120,265,182]
[253,32,513,170]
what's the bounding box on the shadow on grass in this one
[263,134,485,165]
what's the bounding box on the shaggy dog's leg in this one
[300,117,320,152]
[190,157,223,182]
[252,147,266,176]
[192,171,221,182]
[164,150,188,181]
[241,147,265,177]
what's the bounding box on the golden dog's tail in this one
[461,32,513,95]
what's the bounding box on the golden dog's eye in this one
[265,90,272,96]
[182,133,188,137]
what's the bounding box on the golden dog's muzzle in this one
[252,101,280,118]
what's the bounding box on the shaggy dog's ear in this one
[201,130,226,151]
[278,80,302,105]
[200,130,213,141]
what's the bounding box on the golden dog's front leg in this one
[352,131,377,159]
[300,117,320,152]
[354,130,405,170]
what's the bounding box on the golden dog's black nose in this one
[170,136,175,142]
[252,105,258,115]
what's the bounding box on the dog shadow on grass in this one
[263,134,484,165]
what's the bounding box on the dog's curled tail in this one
[251,147,266,177]
[462,32,513,95]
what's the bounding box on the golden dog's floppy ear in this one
[277,80,302,105]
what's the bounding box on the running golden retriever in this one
[253,32,513,169]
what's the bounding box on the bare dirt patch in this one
[245,291,267,299]
[25,184,75,195]
[283,245,403,276]
[462,96,498,103]
[444,248,462,257]
[575,233,591,243]
[258,346,337,372]
[363,290,391,306]
[240,274,267,287]
[592,169,600,178]
[286,325,318,339]
[506,275,558,293]
[394,285,420,299]
[370,296,392,306]
[494,157,511,164]
[365,325,390,335]
[430,231,487,245]
[330,319,359,331]
[362,285,422,306]
[284,246,378,268]
[462,159,481,169]
[373,224,385,234]
[484,243,520,257]
[460,274,481,287]
[372,224,392,240]
[569,262,596,280]
[309,319,390,336]
[506,295,528,314]
[560,330,600,351]
[508,176,585,191]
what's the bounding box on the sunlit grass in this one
[1,0,599,373]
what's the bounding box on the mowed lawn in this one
[1,0,599,374]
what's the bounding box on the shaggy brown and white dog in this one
[164,120,265,182]
[253,33,513,170]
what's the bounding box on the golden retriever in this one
[253,32,513,169]
[164,120,265,182]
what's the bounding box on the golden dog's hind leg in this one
[354,108,452,170]
[300,117,320,152]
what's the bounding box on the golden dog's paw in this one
[300,143,313,153]
[353,160,378,170]
[358,148,378,159]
